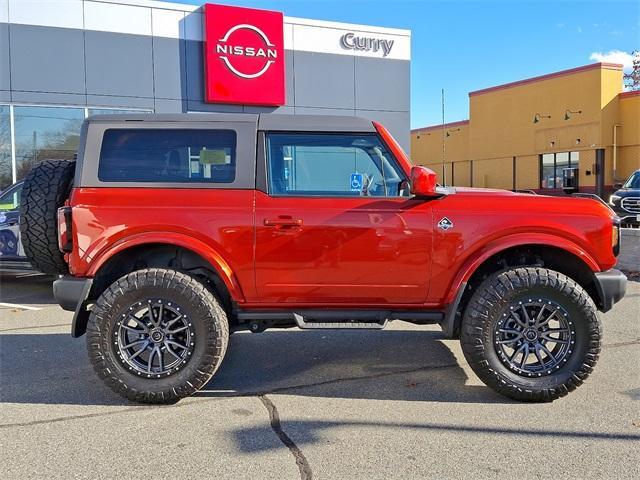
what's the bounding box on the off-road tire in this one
[19,159,76,274]
[460,267,601,402]
[87,268,229,404]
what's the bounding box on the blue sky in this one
[167,0,639,128]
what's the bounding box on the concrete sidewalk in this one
[618,228,640,273]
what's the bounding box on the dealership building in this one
[0,0,411,190]
[411,63,640,197]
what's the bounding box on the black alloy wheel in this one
[493,298,575,377]
[115,299,195,378]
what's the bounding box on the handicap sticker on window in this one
[350,173,364,191]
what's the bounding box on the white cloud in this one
[589,50,636,72]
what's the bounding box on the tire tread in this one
[86,268,229,404]
[460,267,601,402]
[19,159,75,274]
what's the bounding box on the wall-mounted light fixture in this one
[416,131,435,139]
[564,109,582,120]
[534,113,551,123]
[446,127,461,137]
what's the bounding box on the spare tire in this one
[19,159,76,274]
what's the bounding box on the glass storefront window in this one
[1,105,154,188]
[13,106,85,182]
[570,151,579,164]
[539,151,579,189]
[0,106,12,190]
[555,152,570,188]
[541,153,555,189]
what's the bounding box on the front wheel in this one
[87,268,229,404]
[460,267,601,402]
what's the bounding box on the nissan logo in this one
[215,24,278,79]
[340,32,394,57]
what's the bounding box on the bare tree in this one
[0,110,12,189]
[624,50,640,91]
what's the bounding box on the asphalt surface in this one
[1,273,639,479]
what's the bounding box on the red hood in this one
[446,186,615,219]
[453,187,526,196]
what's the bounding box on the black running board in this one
[236,309,444,330]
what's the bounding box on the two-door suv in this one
[19,114,626,404]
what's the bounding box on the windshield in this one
[623,171,640,189]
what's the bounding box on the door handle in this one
[263,217,303,227]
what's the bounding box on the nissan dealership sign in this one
[204,3,285,105]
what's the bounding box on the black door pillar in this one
[595,148,605,198]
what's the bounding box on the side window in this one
[266,133,408,197]
[98,129,236,183]
[0,183,22,211]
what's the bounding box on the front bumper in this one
[594,269,627,312]
[618,215,640,225]
[611,206,640,224]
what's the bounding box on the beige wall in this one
[411,123,469,167]
[468,66,606,162]
[410,63,637,190]
[514,155,539,190]
[615,94,640,182]
[472,157,513,189]
[578,149,597,190]
[452,160,472,187]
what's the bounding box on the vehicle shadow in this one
[0,327,508,406]
[231,418,640,457]
[0,274,57,306]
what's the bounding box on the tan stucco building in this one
[411,62,640,196]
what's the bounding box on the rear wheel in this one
[19,159,75,274]
[460,267,601,402]
[87,268,229,404]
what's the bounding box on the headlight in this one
[612,222,621,256]
[609,195,621,206]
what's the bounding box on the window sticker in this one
[350,172,364,192]
[199,149,228,165]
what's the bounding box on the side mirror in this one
[410,166,439,197]
[613,183,623,190]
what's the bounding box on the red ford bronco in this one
[20,114,626,404]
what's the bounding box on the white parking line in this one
[0,302,42,311]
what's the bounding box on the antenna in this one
[441,88,446,185]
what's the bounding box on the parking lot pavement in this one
[1,275,639,480]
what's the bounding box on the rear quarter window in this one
[97,129,236,183]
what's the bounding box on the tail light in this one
[57,206,73,253]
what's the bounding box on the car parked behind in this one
[0,181,33,272]
[609,169,640,227]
